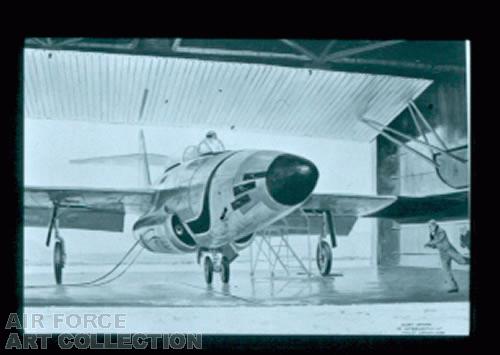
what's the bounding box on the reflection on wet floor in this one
[25,266,469,307]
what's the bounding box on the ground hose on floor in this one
[25,240,143,289]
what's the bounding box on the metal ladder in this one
[249,209,316,278]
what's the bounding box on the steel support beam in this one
[408,103,433,156]
[324,40,405,62]
[362,118,467,163]
[409,101,449,150]
[280,39,319,61]
[331,57,465,74]
[319,40,338,62]
[171,38,182,51]
[360,118,439,168]
[172,41,310,61]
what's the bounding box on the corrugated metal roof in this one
[24,48,432,141]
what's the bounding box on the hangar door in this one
[399,221,469,270]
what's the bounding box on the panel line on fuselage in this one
[185,151,239,235]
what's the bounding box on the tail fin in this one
[138,129,152,187]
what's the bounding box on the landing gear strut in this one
[47,204,66,285]
[315,210,336,276]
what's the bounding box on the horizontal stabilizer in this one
[70,153,174,167]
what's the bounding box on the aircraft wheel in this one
[220,257,230,284]
[204,256,214,285]
[316,240,332,276]
[54,241,64,285]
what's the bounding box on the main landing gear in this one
[46,205,66,285]
[199,247,236,285]
[53,238,66,284]
[316,240,332,276]
[313,209,336,276]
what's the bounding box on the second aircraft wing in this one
[24,185,158,233]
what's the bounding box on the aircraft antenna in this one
[138,129,152,187]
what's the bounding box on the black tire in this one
[204,256,214,285]
[316,240,332,276]
[220,257,230,283]
[54,242,64,285]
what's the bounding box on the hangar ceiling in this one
[24,39,452,141]
[24,47,432,141]
[24,39,465,79]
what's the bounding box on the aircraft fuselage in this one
[132,150,319,254]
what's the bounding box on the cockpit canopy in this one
[182,144,226,162]
[182,145,199,162]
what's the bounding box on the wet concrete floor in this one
[25,264,469,307]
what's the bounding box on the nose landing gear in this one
[202,254,230,285]
[200,248,236,285]
[220,256,230,283]
[204,256,214,284]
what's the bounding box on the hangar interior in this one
[23,40,469,334]
[24,39,468,270]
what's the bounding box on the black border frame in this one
[2,22,486,351]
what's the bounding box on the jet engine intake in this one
[133,213,197,254]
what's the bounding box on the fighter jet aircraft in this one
[24,131,468,285]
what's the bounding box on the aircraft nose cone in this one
[266,154,319,206]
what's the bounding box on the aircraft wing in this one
[271,193,396,237]
[24,186,157,232]
[274,191,468,238]
[302,193,397,216]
